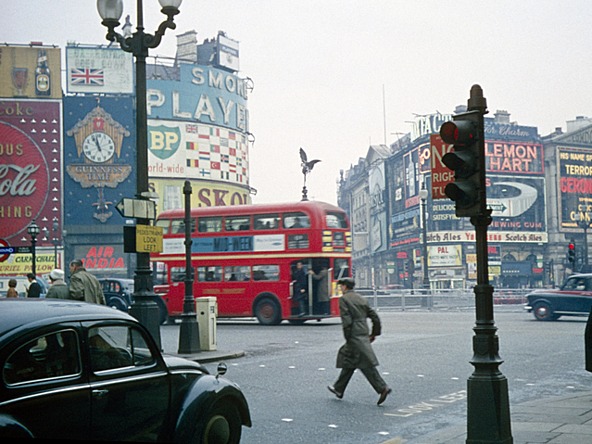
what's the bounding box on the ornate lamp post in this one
[575,212,590,267]
[52,219,59,268]
[27,220,40,276]
[97,0,183,348]
[419,184,430,290]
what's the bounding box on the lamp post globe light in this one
[97,0,183,348]
[575,212,590,267]
[27,220,40,276]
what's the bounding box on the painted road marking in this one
[384,390,467,418]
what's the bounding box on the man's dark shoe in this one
[377,387,392,406]
[327,385,343,399]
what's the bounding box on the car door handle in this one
[92,389,109,399]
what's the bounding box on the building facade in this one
[0,32,254,280]
[338,111,592,290]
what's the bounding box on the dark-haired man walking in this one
[328,277,391,405]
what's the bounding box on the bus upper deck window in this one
[326,212,348,229]
[198,217,222,233]
[225,216,251,231]
[254,214,280,230]
[155,219,171,235]
[284,212,310,229]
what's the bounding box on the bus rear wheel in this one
[254,297,281,325]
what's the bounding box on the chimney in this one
[494,110,511,124]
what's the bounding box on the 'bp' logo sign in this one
[148,125,181,159]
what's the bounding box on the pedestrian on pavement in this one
[69,259,106,305]
[292,261,308,316]
[328,277,392,405]
[45,269,70,299]
[6,279,18,298]
[26,273,42,298]
[310,265,330,314]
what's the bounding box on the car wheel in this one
[254,297,281,325]
[194,403,242,444]
[533,301,555,321]
[107,296,128,312]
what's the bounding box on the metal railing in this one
[356,288,531,312]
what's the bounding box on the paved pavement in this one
[395,390,592,444]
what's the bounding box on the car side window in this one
[89,326,155,373]
[3,330,81,385]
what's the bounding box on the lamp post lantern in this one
[97,0,183,348]
[575,212,590,267]
[27,220,40,276]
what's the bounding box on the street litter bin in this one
[196,297,217,351]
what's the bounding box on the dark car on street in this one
[525,273,592,321]
[0,299,251,442]
[98,278,169,324]
[98,278,135,312]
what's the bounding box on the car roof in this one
[567,273,592,278]
[0,299,134,338]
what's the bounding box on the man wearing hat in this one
[46,269,70,299]
[328,277,392,405]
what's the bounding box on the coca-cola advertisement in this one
[0,99,61,247]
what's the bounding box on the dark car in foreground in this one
[0,299,251,442]
[525,273,592,321]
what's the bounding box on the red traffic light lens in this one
[440,121,459,144]
[569,243,575,250]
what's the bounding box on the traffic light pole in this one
[465,86,513,444]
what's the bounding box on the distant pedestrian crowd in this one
[4,259,105,305]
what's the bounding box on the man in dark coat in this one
[292,261,308,316]
[310,266,330,314]
[328,277,391,405]
[586,307,592,372]
[26,273,42,298]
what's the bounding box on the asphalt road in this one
[161,307,591,443]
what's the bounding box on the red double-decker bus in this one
[151,200,351,325]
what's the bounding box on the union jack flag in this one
[70,68,105,86]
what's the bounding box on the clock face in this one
[82,132,115,163]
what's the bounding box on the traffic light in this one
[568,241,576,264]
[439,110,483,217]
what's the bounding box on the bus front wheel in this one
[254,297,282,325]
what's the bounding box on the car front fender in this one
[172,374,251,443]
[0,414,34,439]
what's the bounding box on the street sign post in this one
[115,198,156,220]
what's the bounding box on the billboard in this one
[65,46,133,94]
[557,146,592,230]
[0,99,62,246]
[369,164,387,253]
[147,64,249,133]
[485,140,544,175]
[0,45,61,99]
[217,34,240,72]
[148,120,249,186]
[63,96,136,225]
[149,178,251,211]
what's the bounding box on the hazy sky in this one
[4,1,592,204]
